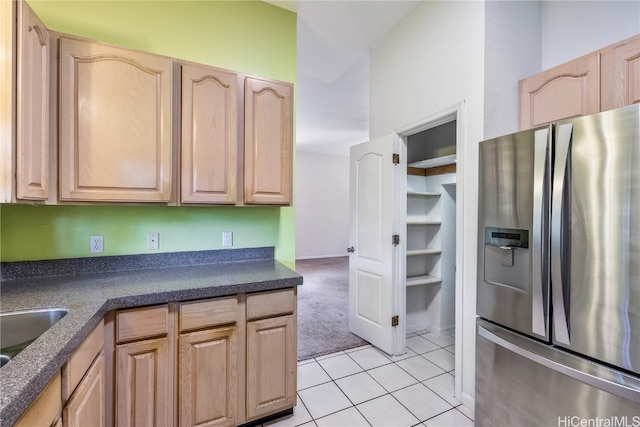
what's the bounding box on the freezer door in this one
[476,320,640,427]
[551,104,640,375]
[477,127,551,340]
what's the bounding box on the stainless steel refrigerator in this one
[476,104,640,426]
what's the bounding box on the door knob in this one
[347,247,355,253]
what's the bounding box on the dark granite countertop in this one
[0,249,302,427]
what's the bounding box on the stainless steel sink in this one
[0,308,68,367]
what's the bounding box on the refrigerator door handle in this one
[478,325,640,402]
[551,123,572,345]
[531,127,550,339]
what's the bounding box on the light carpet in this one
[295,256,368,361]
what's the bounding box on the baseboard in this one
[295,254,348,260]
[237,408,294,427]
[460,391,475,417]
[430,324,455,336]
[408,323,455,336]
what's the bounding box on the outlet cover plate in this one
[222,231,233,247]
[147,233,159,250]
[90,235,104,254]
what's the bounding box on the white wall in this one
[541,1,640,70]
[370,0,485,410]
[483,0,640,139]
[484,1,541,139]
[295,150,350,259]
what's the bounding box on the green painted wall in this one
[0,1,296,267]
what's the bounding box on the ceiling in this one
[268,1,422,156]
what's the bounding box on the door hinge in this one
[392,153,400,165]
[392,234,400,246]
[391,315,399,327]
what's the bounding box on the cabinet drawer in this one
[116,305,168,343]
[179,297,238,332]
[247,289,295,320]
[62,322,104,401]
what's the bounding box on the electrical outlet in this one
[222,231,233,247]
[147,233,159,250]
[90,235,104,254]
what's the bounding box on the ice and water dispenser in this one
[483,227,530,291]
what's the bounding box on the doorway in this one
[396,102,463,403]
[404,118,457,336]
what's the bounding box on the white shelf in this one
[407,220,441,226]
[408,154,456,169]
[407,248,441,256]
[406,275,442,287]
[407,191,440,198]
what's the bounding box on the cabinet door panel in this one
[62,322,104,401]
[611,35,640,108]
[519,54,600,130]
[181,64,238,204]
[59,37,172,202]
[179,327,237,427]
[116,337,171,426]
[244,77,292,205]
[64,352,105,427]
[14,372,61,427]
[16,1,49,200]
[246,315,296,420]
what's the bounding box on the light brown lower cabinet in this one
[12,288,297,427]
[246,314,296,420]
[13,372,62,427]
[179,326,238,427]
[116,338,171,426]
[63,352,105,427]
[114,304,173,427]
[14,322,106,427]
[110,289,296,427]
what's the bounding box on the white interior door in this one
[348,133,406,356]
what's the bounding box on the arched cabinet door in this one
[601,34,640,111]
[243,77,293,206]
[180,64,240,205]
[519,53,600,130]
[58,36,173,203]
[16,1,50,201]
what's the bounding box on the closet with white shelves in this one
[404,119,456,335]
[406,187,442,287]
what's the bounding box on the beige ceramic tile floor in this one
[264,332,474,427]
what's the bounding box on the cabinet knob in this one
[347,247,355,253]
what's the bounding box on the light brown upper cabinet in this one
[519,33,640,130]
[601,34,640,111]
[4,11,294,206]
[181,64,240,204]
[519,53,600,130]
[244,77,293,206]
[17,1,50,201]
[1,0,52,203]
[58,36,173,202]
